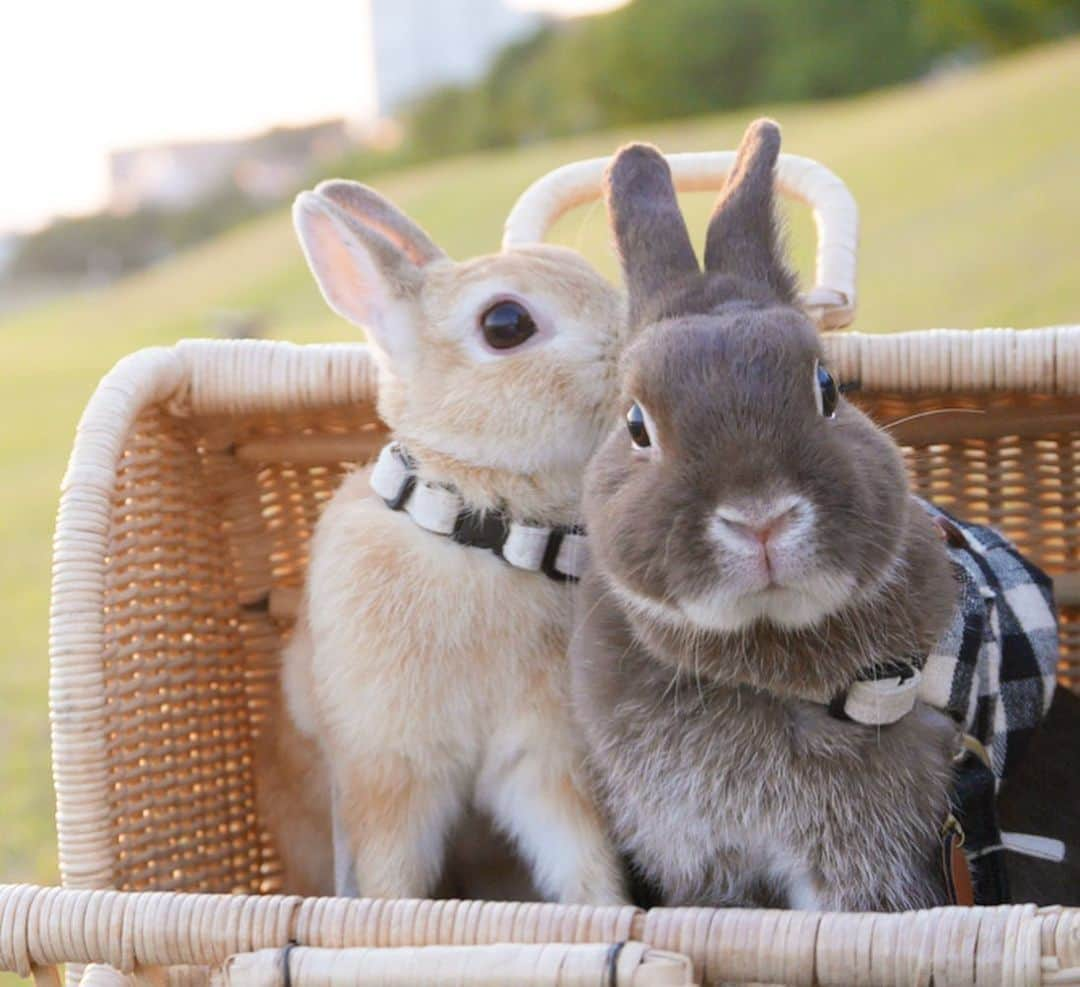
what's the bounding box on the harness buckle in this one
[956,732,993,769]
[384,472,416,512]
[941,812,966,848]
[828,663,922,726]
[940,812,975,906]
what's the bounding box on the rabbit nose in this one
[713,500,800,549]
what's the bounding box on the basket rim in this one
[2,883,1078,986]
[163,326,1080,425]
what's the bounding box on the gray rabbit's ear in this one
[293,190,424,362]
[604,143,699,322]
[315,180,446,267]
[704,119,797,303]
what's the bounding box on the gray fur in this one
[604,144,699,325]
[703,120,798,303]
[572,120,960,910]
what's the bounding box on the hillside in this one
[1,38,1078,886]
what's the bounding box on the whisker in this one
[571,196,604,251]
[881,407,986,432]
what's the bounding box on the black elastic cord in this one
[940,824,960,904]
[281,939,300,987]
[854,658,919,682]
[605,941,628,987]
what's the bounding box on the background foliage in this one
[404,0,1078,154]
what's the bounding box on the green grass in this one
[1,37,1078,913]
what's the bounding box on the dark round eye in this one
[626,402,651,448]
[480,300,537,350]
[815,362,838,419]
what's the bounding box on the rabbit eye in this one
[627,403,651,448]
[480,300,537,350]
[814,361,838,419]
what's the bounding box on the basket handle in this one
[503,151,858,330]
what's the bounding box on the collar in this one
[369,441,587,582]
[370,441,926,708]
[826,510,982,727]
[825,659,923,726]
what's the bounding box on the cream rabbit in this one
[272,179,628,903]
[571,121,960,911]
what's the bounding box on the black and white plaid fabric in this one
[917,499,1059,781]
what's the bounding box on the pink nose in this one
[725,516,787,547]
[741,515,789,546]
[714,502,799,549]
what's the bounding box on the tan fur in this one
[254,672,333,896]
[266,183,629,902]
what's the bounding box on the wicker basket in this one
[0,328,1074,987]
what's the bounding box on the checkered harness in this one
[918,499,1059,782]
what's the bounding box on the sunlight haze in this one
[0,0,626,234]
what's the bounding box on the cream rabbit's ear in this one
[704,119,798,304]
[293,190,424,362]
[315,180,446,267]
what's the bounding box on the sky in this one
[0,0,626,236]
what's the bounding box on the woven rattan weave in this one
[2,884,1079,985]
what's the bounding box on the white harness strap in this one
[370,442,586,581]
[999,832,1066,863]
[502,523,551,571]
[370,443,410,500]
[371,443,463,535]
[555,531,589,580]
[407,482,462,536]
[840,669,922,726]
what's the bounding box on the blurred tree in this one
[762,0,936,101]
[9,182,269,282]
[920,0,1080,50]
[403,0,1077,152]
[403,0,950,148]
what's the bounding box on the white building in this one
[107,120,352,214]
[362,0,542,120]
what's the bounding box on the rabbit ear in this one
[604,143,699,321]
[315,180,446,267]
[704,119,797,303]
[293,190,424,362]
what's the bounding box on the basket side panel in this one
[193,402,386,894]
[101,406,263,892]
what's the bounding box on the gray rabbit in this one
[570,120,962,911]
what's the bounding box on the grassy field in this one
[1,38,1078,897]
